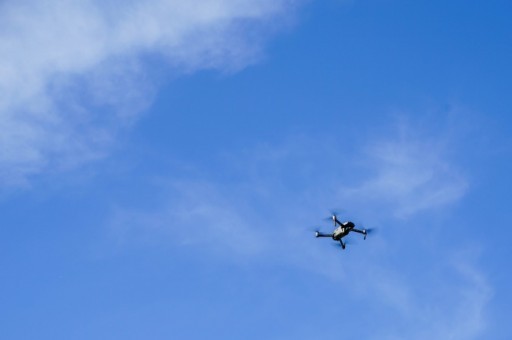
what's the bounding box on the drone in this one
[315,214,372,250]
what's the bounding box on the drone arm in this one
[315,232,334,238]
[352,228,368,240]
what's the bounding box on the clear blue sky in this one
[1,0,511,339]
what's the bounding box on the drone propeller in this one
[330,209,346,218]
[309,226,323,233]
[362,227,376,240]
[363,228,376,235]
[323,211,343,226]
[323,209,343,219]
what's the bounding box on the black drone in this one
[315,214,372,250]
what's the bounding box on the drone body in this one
[315,214,370,250]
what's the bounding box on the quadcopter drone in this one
[315,214,372,250]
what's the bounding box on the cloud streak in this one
[376,253,491,340]
[104,119,489,337]
[0,0,299,184]
[338,120,468,220]
[106,121,471,258]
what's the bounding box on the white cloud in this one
[108,180,269,257]
[0,0,299,184]
[103,124,488,337]
[104,121,471,260]
[377,254,491,340]
[340,121,468,219]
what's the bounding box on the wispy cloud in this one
[106,120,471,257]
[104,119,489,337]
[0,0,300,184]
[339,120,469,219]
[376,252,491,340]
[109,180,270,258]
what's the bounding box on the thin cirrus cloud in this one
[106,123,489,338]
[339,122,469,220]
[107,121,470,257]
[372,255,490,340]
[0,0,300,184]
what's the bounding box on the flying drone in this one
[315,213,372,250]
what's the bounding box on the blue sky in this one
[1,0,511,338]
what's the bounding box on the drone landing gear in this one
[339,240,346,250]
